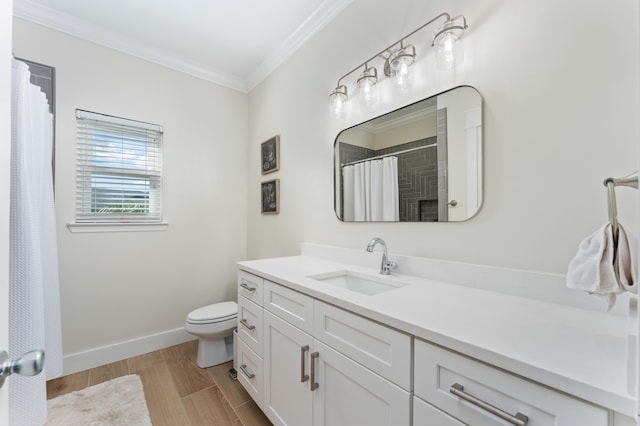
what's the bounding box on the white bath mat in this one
[46,374,152,426]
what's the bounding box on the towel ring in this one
[603,171,638,293]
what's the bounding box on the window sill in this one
[67,222,169,233]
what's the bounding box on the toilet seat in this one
[187,301,237,324]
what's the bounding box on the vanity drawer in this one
[414,339,609,426]
[314,300,411,390]
[238,270,263,306]
[237,339,263,410]
[413,396,465,426]
[237,295,263,357]
[264,280,314,334]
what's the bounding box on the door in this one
[0,1,13,424]
[312,340,411,426]
[263,310,313,426]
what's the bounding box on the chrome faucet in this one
[366,237,397,275]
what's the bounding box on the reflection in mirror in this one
[334,86,482,222]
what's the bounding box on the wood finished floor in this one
[46,340,272,426]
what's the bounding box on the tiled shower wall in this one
[339,137,438,222]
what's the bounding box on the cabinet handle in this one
[240,281,257,293]
[450,383,528,426]
[239,364,255,379]
[310,352,319,391]
[240,318,255,331]
[300,345,309,383]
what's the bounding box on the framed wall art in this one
[261,179,280,214]
[261,135,280,175]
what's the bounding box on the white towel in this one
[567,223,637,311]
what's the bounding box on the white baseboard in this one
[60,327,197,377]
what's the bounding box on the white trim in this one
[13,0,353,93]
[62,327,195,376]
[67,222,169,233]
[359,105,438,134]
[13,0,247,92]
[246,0,353,91]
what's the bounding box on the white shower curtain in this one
[343,156,399,221]
[10,59,62,425]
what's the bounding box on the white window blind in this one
[75,109,163,224]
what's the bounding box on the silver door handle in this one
[0,349,45,388]
[300,345,309,383]
[450,383,528,426]
[239,364,255,379]
[240,281,257,293]
[448,200,458,207]
[310,352,319,391]
[240,318,255,331]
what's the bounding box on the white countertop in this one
[238,252,635,416]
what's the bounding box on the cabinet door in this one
[264,310,313,426]
[312,340,410,426]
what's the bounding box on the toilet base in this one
[196,335,234,368]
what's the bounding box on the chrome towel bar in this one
[603,171,638,293]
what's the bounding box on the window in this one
[75,110,163,225]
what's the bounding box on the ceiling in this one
[13,0,352,92]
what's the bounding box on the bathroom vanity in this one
[236,243,636,425]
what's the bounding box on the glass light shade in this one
[433,21,464,70]
[329,85,348,119]
[388,45,416,89]
[356,67,378,107]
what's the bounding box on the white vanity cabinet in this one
[236,271,265,408]
[413,338,610,426]
[238,269,412,426]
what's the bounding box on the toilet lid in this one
[187,301,237,323]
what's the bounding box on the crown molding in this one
[14,0,248,91]
[246,0,353,91]
[359,104,438,133]
[14,0,352,93]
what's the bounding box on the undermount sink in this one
[308,270,408,295]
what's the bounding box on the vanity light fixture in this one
[329,12,468,119]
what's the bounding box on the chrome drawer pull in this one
[310,352,319,391]
[240,318,255,331]
[240,281,257,293]
[300,345,309,383]
[239,364,255,379]
[450,383,529,426]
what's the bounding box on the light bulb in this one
[433,18,465,70]
[357,67,378,107]
[438,33,456,67]
[388,45,415,90]
[329,85,348,119]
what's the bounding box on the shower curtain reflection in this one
[342,157,399,221]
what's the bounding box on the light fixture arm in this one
[334,12,455,88]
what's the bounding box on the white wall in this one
[247,0,639,274]
[12,19,248,357]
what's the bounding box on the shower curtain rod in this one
[341,142,437,167]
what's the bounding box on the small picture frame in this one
[261,135,280,175]
[261,179,280,214]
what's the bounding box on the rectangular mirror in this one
[334,85,482,222]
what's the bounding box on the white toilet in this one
[185,301,238,368]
